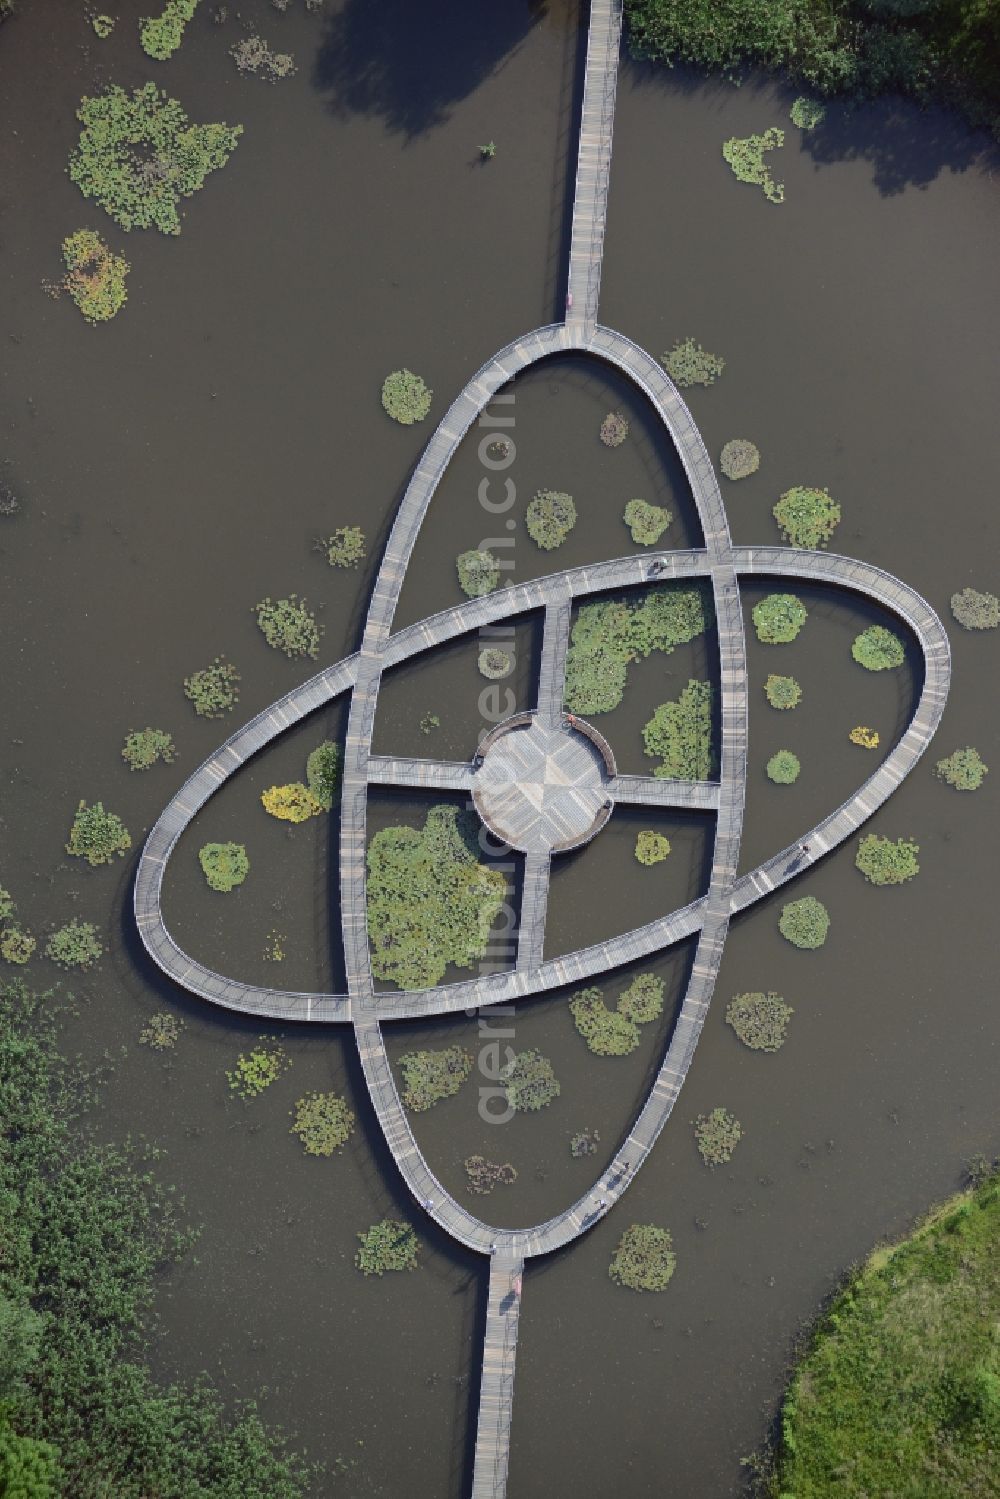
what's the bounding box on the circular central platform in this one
[472,712,616,855]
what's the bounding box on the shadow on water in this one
[313,0,550,138]
[800,97,999,197]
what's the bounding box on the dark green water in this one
[1,3,998,1495]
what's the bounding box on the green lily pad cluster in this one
[935,747,988,791]
[694,1106,743,1166]
[315,525,366,568]
[753,593,808,644]
[61,229,129,324]
[765,674,802,710]
[950,587,999,630]
[356,1219,419,1276]
[198,841,249,892]
[381,369,432,424]
[503,1049,560,1112]
[122,727,176,771]
[719,438,759,480]
[635,830,671,865]
[773,486,841,549]
[397,1046,473,1111]
[226,1040,290,1099]
[726,991,793,1052]
[254,595,322,659]
[68,82,242,235]
[457,548,500,598]
[722,127,785,203]
[855,834,919,885]
[45,920,103,971]
[569,973,665,1057]
[564,584,713,713]
[609,1223,676,1292]
[140,0,200,60]
[526,490,577,549]
[662,336,724,387]
[66,800,132,866]
[624,498,672,545]
[183,656,240,717]
[643,679,714,780]
[852,625,904,671]
[367,805,506,989]
[767,749,801,784]
[289,1091,355,1155]
[779,895,830,949]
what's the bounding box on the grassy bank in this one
[768,1171,1000,1496]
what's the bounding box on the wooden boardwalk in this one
[566,0,623,333]
[130,0,952,1491]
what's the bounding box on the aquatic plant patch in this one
[356,1219,419,1276]
[139,1011,184,1050]
[752,592,807,644]
[198,841,249,892]
[950,587,999,630]
[635,830,671,865]
[722,127,785,203]
[526,490,577,549]
[68,82,242,235]
[767,749,800,785]
[398,1045,473,1112]
[662,336,724,387]
[565,584,713,713]
[719,438,759,480]
[725,991,793,1052]
[935,746,988,791]
[779,895,830,949]
[183,655,239,717]
[289,1091,355,1155]
[121,727,175,771]
[254,595,321,659]
[570,1127,600,1157]
[66,800,131,866]
[624,498,671,545]
[617,973,665,1025]
[642,679,714,780]
[367,806,506,989]
[45,920,103,970]
[464,1156,517,1195]
[478,646,512,679]
[381,369,432,424]
[457,548,500,597]
[569,986,641,1057]
[609,1223,676,1291]
[306,740,341,809]
[140,0,200,60]
[261,783,324,822]
[600,410,629,446]
[694,1106,743,1165]
[773,485,840,549]
[315,525,365,568]
[61,230,128,324]
[230,34,296,81]
[855,834,919,886]
[765,674,801,710]
[226,1040,290,1099]
[852,624,904,671]
[850,725,880,749]
[1,927,36,965]
[790,96,826,129]
[504,1049,560,1112]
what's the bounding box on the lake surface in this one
[1,3,998,1495]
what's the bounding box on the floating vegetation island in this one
[66,800,131,866]
[398,1046,473,1112]
[356,1220,419,1276]
[722,127,785,203]
[122,727,175,771]
[773,486,841,549]
[381,369,432,425]
[184,656,240,717]
[935,746,988,791]
[856,834,920,886]
[624,498,671,545]
[694,1106,743,1166]
[767,749,801,785]
[635,830,671,865]
[198,841,249,892]
[662,336,724,387]
[254,595,322,659]
[643,679,714,780]
[526,490,576,549]
[719,438,759,480]
[609,1224,676,1292]
[950,587,999,630]
[752,593,807,644]
[765,674,801,710]
[779,895,830,949]
[852,624,904,671]
[726,992,793,1052]
[60,230,128,324]
[68,82,242,235]
[457,548,500,598]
